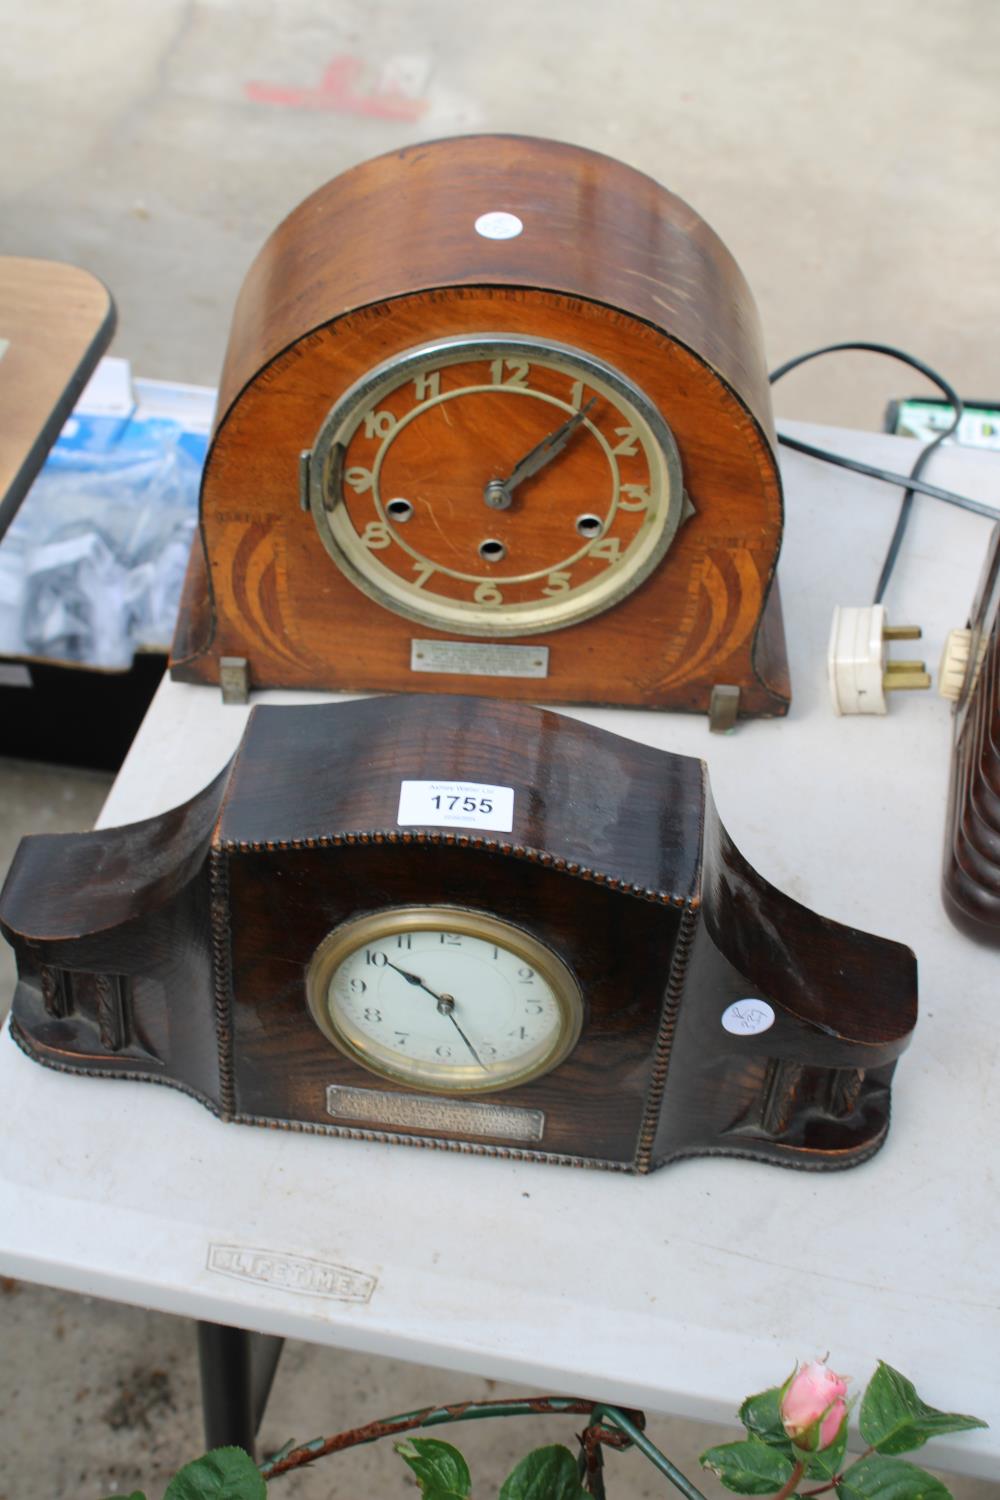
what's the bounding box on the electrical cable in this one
[768,341,996,603]
[775,435,1000,522]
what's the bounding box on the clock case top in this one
[1,697,914,1174]
[170,134,790,719]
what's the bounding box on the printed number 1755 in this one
[432,794,494,814]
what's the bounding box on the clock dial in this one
[307,335,686,637]
[305,906,583,1093]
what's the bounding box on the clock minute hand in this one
[437,999,488,1071]
[484,397,596,510]
[382,958,488,1071]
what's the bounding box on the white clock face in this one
[306,907,582,1093]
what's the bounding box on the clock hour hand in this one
[484,397,596,510]
[383,957,430,990]
[382,958,488,1070]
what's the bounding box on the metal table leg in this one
[196,1320,284,1456]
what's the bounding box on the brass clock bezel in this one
[305,904,584,1094]
[306,333,686,638]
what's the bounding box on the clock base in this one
[172,529,790,719]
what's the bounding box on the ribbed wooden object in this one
[943,524,1000,943]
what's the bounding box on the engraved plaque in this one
[326,1084,546,1142]
[410,640,550,678]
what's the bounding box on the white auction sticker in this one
[721,1000,775,1036]
[474,211,524,240]
[397,780,515,832]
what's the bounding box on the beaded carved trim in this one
[216,829,696,910]
[208,847,237,1116]
[234,1109,634,1172]
[633,902,698,1173]
[657,1123,890,1173]
[8,1017,225,1118]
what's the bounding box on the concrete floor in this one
[2,1,999,1495]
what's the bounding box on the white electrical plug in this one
[828,605,930,715]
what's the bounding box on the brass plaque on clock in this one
[170,134,790,721]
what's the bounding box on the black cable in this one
[769,341,979,603]
[775,435,1000,522]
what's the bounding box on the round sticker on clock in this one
[721,1000,775,1036]
[474,211,523,239]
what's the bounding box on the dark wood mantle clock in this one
[0,697,915,1173]
[170,134,790,724]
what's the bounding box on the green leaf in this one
[700,1438,795,1495]
[739,1384,795,1453]
[860,1363,988,1456]
[498,1444,588,1500]
[164,1447,266,1500]
[836,1453,952,1499]
[803,1417,848,1482]
[395,1438,471,1498]
[100,1493,146,1499]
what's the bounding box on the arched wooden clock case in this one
[170,135,790,720]
[0,697,915,1173]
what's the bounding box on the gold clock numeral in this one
[363,409,398,440]
[620,484,650,511]
[362,521,392,549]
[489,358,531,388]
[411,560,435,588]
[589,537,622,564]
[474,581,504,605]
[542,571,571,595]
[345,465,374,494]
[569,380,587,409]
[612,426,640,456]
[413,370,441,401]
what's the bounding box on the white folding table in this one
[1,421,997,1478]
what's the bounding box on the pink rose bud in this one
[780,1360,850,1452]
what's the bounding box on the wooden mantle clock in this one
[0,697,915,1173]
[170,135,790,722]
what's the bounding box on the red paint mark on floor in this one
[245,55,428,121]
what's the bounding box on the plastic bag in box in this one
[0,362,213,669]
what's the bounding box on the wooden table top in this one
[0,256,116,540]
